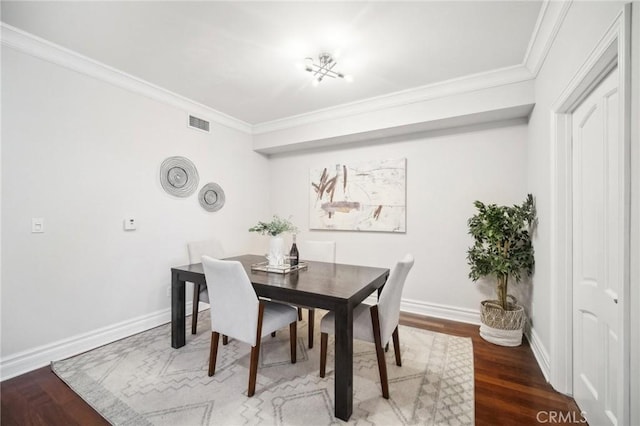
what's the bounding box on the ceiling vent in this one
[188,114,210,133]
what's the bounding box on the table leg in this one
[192,283,200,335]
[171,270,186,348]
[334,304,353,421]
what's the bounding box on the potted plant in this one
[466,194,537,346]
[249,215,298,266]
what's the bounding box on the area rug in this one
[52,310,474,425]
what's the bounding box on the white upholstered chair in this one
[296,240,336,348]
[202,256,298,397]
[187,239,224,334]
[319,254,414,399]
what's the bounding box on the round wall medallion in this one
[198,182,225,212]
[159,156,199,197]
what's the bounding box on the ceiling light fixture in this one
[304,52,352,85]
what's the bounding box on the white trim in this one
[363,295,481,325]
[0,301,196,381]
[253,65,533,134]
[523,1,573,76]
[400,298,481,325]
[0,1,569,139]
[549,7,631,424]
[0,23,252,134]
[526,326,551,382]
[629,4,640,425]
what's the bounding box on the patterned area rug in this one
[52,310,474,425]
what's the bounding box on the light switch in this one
[123,218,137,231]
[32,218,44,233]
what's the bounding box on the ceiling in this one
[1,1,542,125]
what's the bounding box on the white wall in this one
[526,0,626,379]
[268,120,528,317]
[0,47,270,371]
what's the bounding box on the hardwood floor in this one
[1,313,582,426]
[400,313,584,426]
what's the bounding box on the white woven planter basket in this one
[479,297,525,347]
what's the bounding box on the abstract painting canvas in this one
[310,158,406,232]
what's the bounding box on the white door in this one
[572,67,623,426]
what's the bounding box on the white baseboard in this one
[525,325,551,382]
[1,297,550,384]
[364,296,481,325]
[0,302,196,381]
[401,298,481,325]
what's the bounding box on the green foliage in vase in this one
[466,194,537,311]
[248,215,298,236]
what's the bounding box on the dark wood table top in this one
[171,254,390,310]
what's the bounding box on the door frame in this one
[549,5,631,424]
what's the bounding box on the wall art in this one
[309,158,406,232]
[159,156,199,197]
[198,182,225,212]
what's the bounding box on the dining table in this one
[170,253,390,421]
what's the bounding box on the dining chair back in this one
[187,239,224,333]
[201,256,297,396]
[301,240,336,263]
[295,240,336,349]
[376,253,415,345]
[319,253,414,399]
[202,256,260,345]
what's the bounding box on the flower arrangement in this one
[248,215,298,236]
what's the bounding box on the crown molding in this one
[523,0,573,76]
[253,0,570,136]
[0,23,252,134]
[252,64,534,135]
[2,7,558,139]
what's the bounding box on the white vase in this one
[268,235,285,266]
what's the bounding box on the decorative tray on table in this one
[250,261,308,274]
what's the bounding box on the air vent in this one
[188,114,210,133]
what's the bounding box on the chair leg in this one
[222,335,229,345]
[392,326,402,366]
[308,309,314,349]
[298,307,303,321]
[289,322,297,363]
[192,284,200,334]
[319,332,328,378]
[208,332,220,376]
[370,306,390,399]
[248,302,265,397]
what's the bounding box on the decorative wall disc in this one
[159,156,199,197]
[198,182,225,212]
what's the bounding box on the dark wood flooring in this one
[1,313,582,425]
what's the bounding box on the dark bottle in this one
[289,234,299,267]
